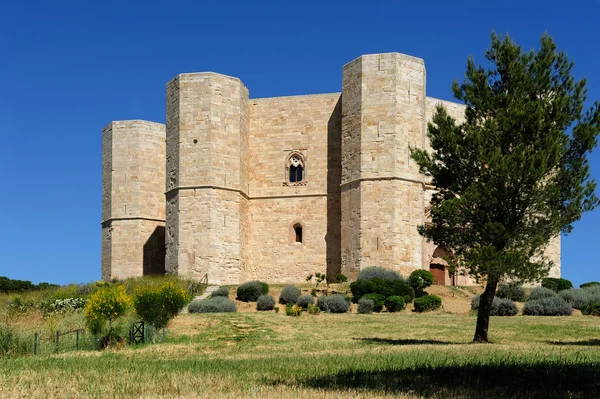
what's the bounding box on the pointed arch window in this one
[285,152,306,185]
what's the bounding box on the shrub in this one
[296,294,315,310]
[542,277,573,292]
[492,298,519,316]
[358,298,374,314]
[84,285,131,327]
[236,281,268,302]
[307,304,320,315]
[528,286,557,301]
[408,270,434,296]
[362,293,385,312]
[317,294,350,313]
[357,266,402,281]
[384,296,406,312]
[211,287,229,298]
[41,297,87,314]
[279,285,301,305]
[285,303,302,317]
[580,281,600,289]
[581,303,600,316]
[188,297,236,313]
[133,282,191,330]
[256,295,275,311]
[496,283,526,302]
[335,274,348,283]
[350,279,415,304]
[0,325,29,357]
[523,296,572,316]
[569,286,600,309]
[413,295,442,312]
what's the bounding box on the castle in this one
[101,52,561,285]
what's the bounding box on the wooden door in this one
[430,264,446,285]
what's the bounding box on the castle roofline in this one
[102,120,165,132]
[166,71,248,91]
[342,52,425,69]
[251,92,341,102]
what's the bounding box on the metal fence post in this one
[162,328,166,343]
[33,332,38,355]
[55,331,59,354]
[76,330,79,350]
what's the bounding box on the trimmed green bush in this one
[211,287,229,297]
[133,282,192,330]
[335,274,348,283]
[528,286,557,301]
[384,296,406,312]
[358,298,374,314]
[523,296,572,316]
[236,281,268,302]
[279,285,301,305]
[362,293,385,312]
[413,295,442,312]
[580,281,600,288]
[472,295,519,316]
[581,303,600,316]
[188,297,237,313]
[256,295,275,311]
[542,277,573,292]
[317,294,349,313]
[296,294,315,310]
[350,278,415,304]
[569,286,600,309]
[357,267,402,281]
[408,270,434,297]
[496,283,526,302]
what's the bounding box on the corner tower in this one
[101,120,166,281]
[165,73,249,285]
[340,53,427,278]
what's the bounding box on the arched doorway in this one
[430,263,446,285]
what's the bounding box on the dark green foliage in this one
[317,294,350,313]
[408,270,434,297]
[410,33,600,341]
[413,295,442,312]
[542,278,573,292]
[256,295,276,311]
[296,294,315,310]
[279,285,301,305]
[357,298,374,314]
[335,274,348,283]
[580,281,600,288]
[523,296,572,316]
[236,281,268,302]
[0,276,58,293]
[188,297,237,313]
[0,325,29,357]
[211,287,229,297]
[528,287,558,301]
[361,293,385,312]
[357,267,402,281]
[384,296,406,312]
[496,283,526,302]
[581,303,600,316]
[350,279,415,304]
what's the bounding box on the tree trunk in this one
[473,278,498,342]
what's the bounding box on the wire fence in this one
[2,322,166,357]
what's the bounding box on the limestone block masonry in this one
[101,52,561,285]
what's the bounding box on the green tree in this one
[411,33,600,342]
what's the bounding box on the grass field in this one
[1,308,599,398]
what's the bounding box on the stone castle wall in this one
[101,120,166,280]
[102,52,561,284]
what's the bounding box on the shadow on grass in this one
[547,339,600,346]
[357,338,456,346]
[268,361,600,398]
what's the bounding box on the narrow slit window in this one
[294,224,303,243]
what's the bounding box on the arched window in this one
[286,153,305,183]
[293,223,303,243]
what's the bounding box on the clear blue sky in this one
[1,0,599,287]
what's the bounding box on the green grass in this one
[1,312,599,398]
